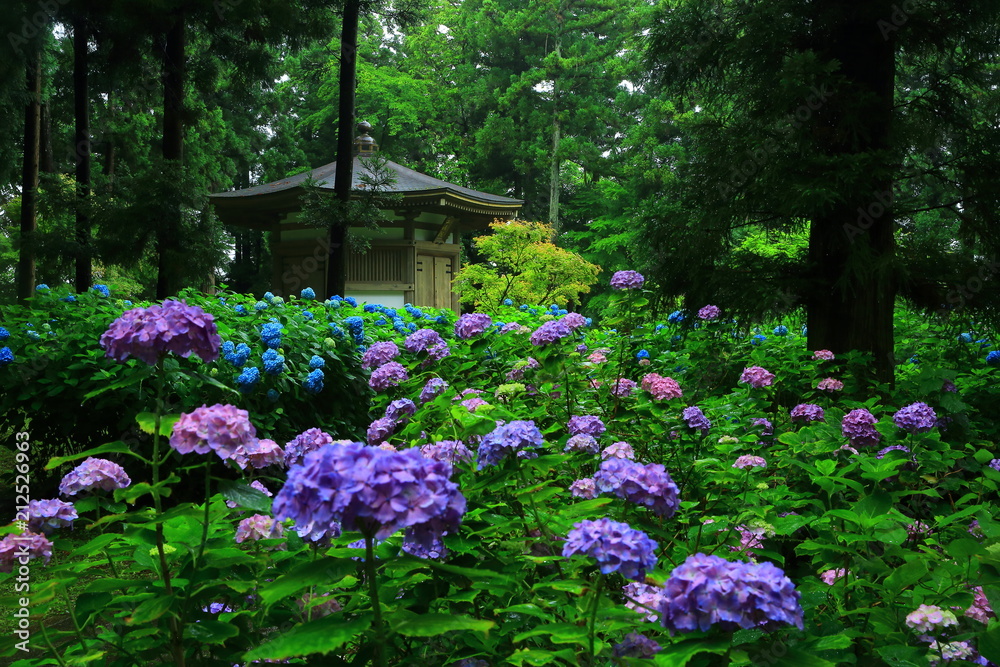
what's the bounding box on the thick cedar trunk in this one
[327,0,360,299]
[157,13,185,299]
[17,54,41,304]
[74,14,93,293]
[805,3,897,386]
[39,103,55,173]
[548,24,562,232]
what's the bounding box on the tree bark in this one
[327,0,360,300]
[157,12,186,299]
[39,102,55,174]
[74,14,93,293]
[548,23,562,233]
[805,3,897,386]
[17,53,42,304]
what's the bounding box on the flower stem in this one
[366,535,387,667]
[587,573,605,663]
[195,460,211,567]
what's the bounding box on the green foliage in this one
[454,220,601,309]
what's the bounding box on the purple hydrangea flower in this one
[842,408,880,448]
[476,420,545,469]
[989,459,1000,472]
[820,568,848,585]
[370,361,409,392]
[565,434,600,454]
[420,440,474,465]
[593,459,680,517]
[893,402,937,434]
[818,378,844,392]
[235,514,284,543]
[59,458,131,496]
[385,398,417,422]
[601,441,635,459]
[610,270,645,290]
[568,415,606,437]
[611,378,638,397]
[790,403,825,423]
[965,586,994,624]
[659,553,804,633]
[623,582,667,622]
[682,406,711,433]
[506,357,540,380]
[739,366,775,388]
[401,534,449,560]
[419,377,449,404]
[562,518,658,581]
[284,428,335,467]
[231,438,284,469]
[272,442,466,548]
[404,328,445,354]
[361,341,400,370]
[612,633,661,659]
[100,299,221,366]
[569,478,599,499]
[0,532,53,573]
[367,417,398,445]
[697,304,721,320]
[25,499,77,534]
[499,322,529,335]
[905,604,958,633]
[170,404,257,461]
[733,455,766,470]
[561,312,587,329]
[454,313,492,339]
[529,319,572,346]
[814,349,835,360]
[750,418,774,436]
[876,444,910,459]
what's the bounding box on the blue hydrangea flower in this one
[26,330,41,341]
[344,297,358,307]
[0,327,9,342]
[234,304,247,315]
[958,333,973,343]
[364,304,378,313]
[476,420,545,469]
[224,343,250,367]
[978,338,992,349]
[329,323,344,338]
[236,366,261,393]
[36,284,49,292]
[261,322,282,349]
[668,310,684,324]
[123,300,132,306]
[655,324,666,332]
[326,298,341,308]
[92,284,110,297]
[254,301,268,311]
[262,349,285,376]
[750,334,767,346]
[374,318,387,325]
[503,298,513,306]
[267,389,280,402]
[263,291,275,303]
[300,287,316,299]
[636,349,650,359]
[309,355,325,369]
[435,315,448,324]
[987,350,1000,366]
[302,310,314,321]
[344,316,364,333]
[519,304,529,311]
[0,347,14,366]
[303,368,325,394]
[60,294,77,303]
[221,341,235,354]
[562,518,658,581]
[773,325,788,336]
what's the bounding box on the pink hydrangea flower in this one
[170,404,257,461]
[819,568,848,585]
[739,366,775,388]
[813,350,835,361]
[569,478,599,499]
[817,377,844,392]
[601,441,635,460]
[904,604,958,633]
[733,455,766,470]
[641,373,683,400]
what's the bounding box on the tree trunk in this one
[548,28,562,233]
[327,0,360,300]
[157,12,185,299]
[39,102,55,174]
[805,3,897,386]
[74,14,93,293]
[17,54,41,304]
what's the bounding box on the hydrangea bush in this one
[1,282,999,666]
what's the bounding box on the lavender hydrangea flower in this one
[100,299,221,365]
[420,440,474,465]
[561,312,587,329]
[842,408,880,448]
[529,319,571,346]
[682,406,711,433]
[612,633,661,659]
[506,357,540,380]
[362,341,400,370]
[568,415,606,437]
[611,378,638,397]
[454,313,492,339]
[623,582,667,622]
[659,553,804,633]
[59,458,131,496]
[893,402,937,434]
[272,442,466,549]
[905,604,958,633]
[25,499,77,534]
[418,377,449,403]
[170,404,257,461]
[733,455,766,470]
[235,514,285,543]
[814,349,835,360]
[569,478,599,499]
[739,366,775,388]
[610,270,645,290]
[565,434,600,454]
[790,403,825,423]
[562,518,658,580]
[990,459,1000,472]
[601,441,635,460]
[284,428,335,467]
[476,420,545,469]
[926,640,975,665]
[367,417,398,445]
[593,459,680,517]
[750,418,774,437]
[402,534,449,559]
[499,322,529,334]
[0,532,53,573]
[385,398,417,422]
[697,304,721,320]
[404,329,445,354]
[820,568,848,585]
[369,361,409,392]
[231,438,284,469]
[876,444,910,459]
[817,377,844,391]
[965,586,994,624]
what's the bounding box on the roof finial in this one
[354,121,378,155]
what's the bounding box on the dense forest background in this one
[1,0,999,382]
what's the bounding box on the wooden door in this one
[415,254,454,309]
